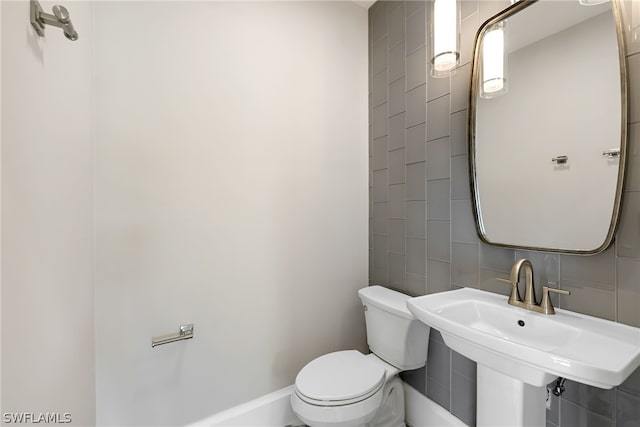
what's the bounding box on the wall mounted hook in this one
[30,0,78,41]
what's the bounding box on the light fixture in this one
[631,0,640,44]
[430,0,460,78]
[578,0,608,5]
[480,22,507,99]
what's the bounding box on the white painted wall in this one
[1,1,95,425]
[93,2,368,425]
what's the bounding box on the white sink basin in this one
[407,288,640,389]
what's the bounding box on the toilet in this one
[291,286,430,427]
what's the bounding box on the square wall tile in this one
[461,0,478,20]
[559,282,615,321]
[427,259,451,294]
[451,372,477,427]
[625,123,640,191]
[616,390,640,427]
[406,273,427,296]
[389,77,406,117]
[372,202,387,235]
[478,0,512,22]
[389,219,405,255]
[406,7,426,53]
[387,0,405,48]
[616,191,640,258]
[389,253,406,290]
[427,95,450,141]
[479,244,514,272]
[562,380,614,419]
[617,257,640,327]
[372,136,388,171]
[372,103,388,138]
[370,2,387,41]
[560,399,613,427]
[546,389,560,426]
[619,365,640,397]
[406,162,426,201]
[427,220,451,262]
[560,245,615,291]
[427,179,450,220]
[405,1,425,19]
[426,377,451,411]
[372,36,388,76]
[389,184,405,219]
[426,137,451,180]
[451,154,471,200]
[371,70,388,107]
[388,42,406,83]
[450,63,471,113]
[514,250,560,288]
[450,110,468,157]
[452,198,479,244]
[388,113,406,151]
[406,201,426,238]
[452,350,476,380]
[451,242,479,287]
[373,169,389,202]
[427,71,450,102]
[400,366,426,395]
[406,237,426,277]
[406,84,427,127]
[629,53,640,123]
[426,339,451,386]
[389,148,405,185]
[479,268,511,296]
[622,1,640,55]
[373,234,389,284]
[406,46,427,91]
[406,124,426,164]
[460,13,479,66]
[430,328,445,344]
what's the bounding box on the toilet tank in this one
[358,286,430,371]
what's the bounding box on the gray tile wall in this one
[368,1,640,426]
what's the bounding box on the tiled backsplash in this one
[368,1,640,426]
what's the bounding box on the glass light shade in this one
[578,0,608,5]
[480,22,507,99]
[632,0,640,43]
[431,0,460,77]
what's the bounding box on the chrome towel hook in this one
[30,0,78,41]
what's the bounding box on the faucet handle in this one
[540,286,570,315]
[496,277,522,305]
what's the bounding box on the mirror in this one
[469,0,627,254]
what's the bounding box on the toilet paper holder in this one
[151,324,194,348]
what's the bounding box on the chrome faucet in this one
[497,258,570,315]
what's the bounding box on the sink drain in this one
[517,320,525,327]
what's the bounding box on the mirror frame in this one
[468,0,628,255]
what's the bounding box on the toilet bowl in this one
[291,286,430,427]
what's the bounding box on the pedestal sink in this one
[407,288,640,427]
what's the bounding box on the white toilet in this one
[291,286,430,427]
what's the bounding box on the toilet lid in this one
[294,350,386,405]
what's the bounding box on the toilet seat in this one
[294,350,386,406]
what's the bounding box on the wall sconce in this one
[480,22,507,99]
[631,0,640,44]
[430,0,460,78]
[578,0,608,5]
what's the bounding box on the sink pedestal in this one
[477,365,545,427]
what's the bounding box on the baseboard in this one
[403,383,468,427]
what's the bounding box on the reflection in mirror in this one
[470,0,627,254]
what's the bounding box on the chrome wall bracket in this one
[30,0,78,41]
[151,324,194,348]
